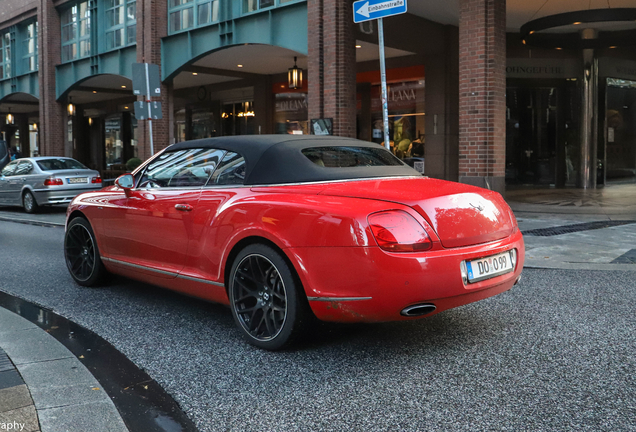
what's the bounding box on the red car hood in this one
[318,177,515,248]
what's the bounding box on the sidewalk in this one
[506,184,636,271]
[0,308,128,432]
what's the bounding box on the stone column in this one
[458,0,507,194]
[308,0,356,138]
[38,0,65,156]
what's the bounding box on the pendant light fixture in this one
[288,56,303,90]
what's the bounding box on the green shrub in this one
[125,157,142,171]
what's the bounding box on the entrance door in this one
[605,79,636,184]
[506,87,559,185]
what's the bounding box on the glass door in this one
[506,87,560,186]
[605,78,636,184]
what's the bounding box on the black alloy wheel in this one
[22,190,38,214]
[229,244,309,350]
[64,217,107,287]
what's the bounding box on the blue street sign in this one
[353,0,407,23]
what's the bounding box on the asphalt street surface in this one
[1,221,635,432]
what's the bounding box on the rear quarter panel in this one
[183,187,424,286]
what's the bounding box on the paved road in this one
[1,221,635,431]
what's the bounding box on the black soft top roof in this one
[166,135,420,185]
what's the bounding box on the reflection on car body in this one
[64,136,524,350]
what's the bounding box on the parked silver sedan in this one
[0,157,102,213]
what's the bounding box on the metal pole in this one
[378,18,390,151]
[145,63,155,156]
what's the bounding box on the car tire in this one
[64,217,107,287]
[229,244,310,351]
[22,190,38,214]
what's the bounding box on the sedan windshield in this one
[37,158,88,171]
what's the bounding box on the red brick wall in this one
[0,0,37,26]
[136,0,172,161]
[458,0,506,193]
[308,0,356,138]
[38,0,65,157]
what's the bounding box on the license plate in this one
[68,177,88,184]
[465,250,515,283]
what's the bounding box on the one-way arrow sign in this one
[353,0,407,23]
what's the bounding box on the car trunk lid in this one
[318,177,514,248]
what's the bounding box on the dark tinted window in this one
[14,161,34,175]
[208,152,246,186]
[302,146,404,168]
[138,148,226,188]
[37,158,88,170]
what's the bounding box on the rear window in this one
[302,146,404,168]
[37,159,88,171]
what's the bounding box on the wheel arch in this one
[223,236,304,297]
[66,209,87,229]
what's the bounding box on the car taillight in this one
[92,176,102,184]
[44,177,63,186]
[368,210,432,252]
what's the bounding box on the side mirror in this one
[115,173,134,190]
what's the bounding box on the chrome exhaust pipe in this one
[514,275,522,286]
[401,303,436,317]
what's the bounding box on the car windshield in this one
[301,146,404,168]
[37,158,88,171]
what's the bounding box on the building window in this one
[22,22,38,72]
[244,0,274,13]
[61,1,92,62]
[105,0,136,50]
[169,0,219,33]
[0,32,11,79]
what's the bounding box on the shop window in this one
[104,0,136,50]
[274,93,308,135]
[22,22,38,73]
[0,32,11,79]
[365,80,425,162]
[105,116,123,168]
[61,1,91,62]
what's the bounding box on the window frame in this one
[168,0,220,34]
[103,0,137,51]
[0,31,11,80]
[242,0,302,16]
[60,1,92,63]
[21,22,38,73]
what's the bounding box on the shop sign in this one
[506,59,578,79]
[275,94,308,113]
[599,58,636,81]
[370,81,423,111]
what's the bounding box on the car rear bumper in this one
[287,230,525,323]
[33,187,102,205]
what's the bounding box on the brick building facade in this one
[3,0,632,192]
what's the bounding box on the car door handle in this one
[175,204,193,212]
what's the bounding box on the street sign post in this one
[353,0,407,151]
[132,63,162,156]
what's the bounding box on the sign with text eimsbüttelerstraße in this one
[353,0,407,23]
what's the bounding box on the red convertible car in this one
[64,136,524,350]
